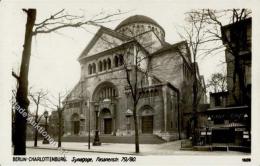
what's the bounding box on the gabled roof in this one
[151,40,192,69]
[146,71,179,93]
[151,40,187,55]
[133,29,165,49]
[78,26,131,61]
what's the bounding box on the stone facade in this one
[63,15,200,141]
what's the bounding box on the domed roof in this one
[115,15,164,31]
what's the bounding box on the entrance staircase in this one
[62,134,165,144]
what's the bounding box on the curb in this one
[26,146,139,156]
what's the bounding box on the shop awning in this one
[207,105,248,111]
[211,122,246,129]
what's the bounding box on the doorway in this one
[104,118,112,134]
[142,116,153,134]
[73,121,80,135]
[71,113,80,135]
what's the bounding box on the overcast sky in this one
[1,0,254,114]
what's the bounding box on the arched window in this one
[92,63,96,73]
[88,64,92,75]
[103,59,107,71]
[114,56,119,67]
[99,61,103,72]
[119,54,124,66]
[107,58,111,69]
[98,87,117,101]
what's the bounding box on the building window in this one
[107,58,111,69]
[69,102,80,108]
[99,61,103,72]
[88,64,92,75]
[98,87,117,101]
[119,54,124,66]
[92,63,96,73]
[103,59,107,71]
[215,96,221,106]
[114,56,119,67]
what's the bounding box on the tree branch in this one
[12,71,19,80]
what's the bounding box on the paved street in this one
[26,140,249,156]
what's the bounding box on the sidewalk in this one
[26,140,249,155]
[26,140,182,155]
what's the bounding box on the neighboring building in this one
[209,91,229,108]
[199,76,207,104]
[223,18,252,106]
[197,18,251,146]
[63,15,206,141]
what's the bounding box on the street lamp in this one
[206,116,212,145]
[85,100,91,149]
[243,113,250,147]
[207,116,211,121]
[93,103,101,146]
[42,110,49,144]
[244,113,248,119]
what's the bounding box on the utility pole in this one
[88,100,91,149]
[58,93,62,148]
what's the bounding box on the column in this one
[162,86,168,132]
[112,104,116,136]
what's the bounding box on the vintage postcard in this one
[0,0,259,165]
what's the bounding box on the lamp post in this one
[93,103,101,146]
[243,113,250,147]
[206,116,212,145]
[85,100,91,149]
[42,111,49,144]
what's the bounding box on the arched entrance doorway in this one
[92,81,118,135]
[71,113,80,135]
[100,108,113,134]
[139,106,154,134]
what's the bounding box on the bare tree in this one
[187,9,251,105]
[111,41,150,153]
[12,9,36,155]
[11,85,18,146]
[29,88,48,147]
[45,92,69,148]
[12,8,125,155]
[207,72,227,93]
[177,9,209,144]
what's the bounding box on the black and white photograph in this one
[0,0,259,165]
